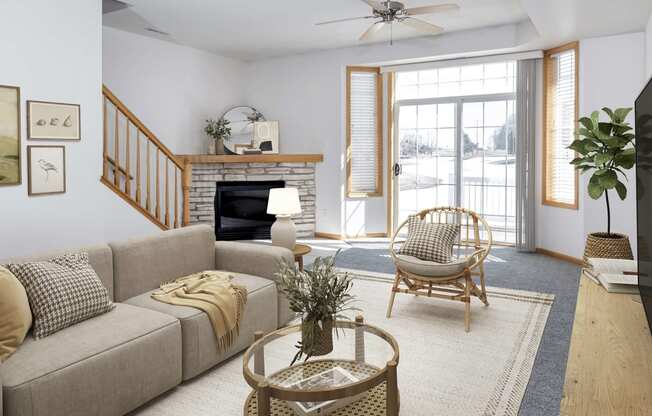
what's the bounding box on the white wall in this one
[245,24,532,235]
[647,13,652,78]
[102,27,247,155]
[0,0,157,259]
[536,32,646,258]
[580,32,645,257]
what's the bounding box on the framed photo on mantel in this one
[27,100,81,141]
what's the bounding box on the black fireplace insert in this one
[214,181,285,240]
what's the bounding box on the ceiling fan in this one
[316,1,459,43]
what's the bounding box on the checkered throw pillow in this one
[7,252,114,338]
[398,215,459,263]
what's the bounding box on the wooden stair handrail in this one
[102,85,184,170]
[101,85,188,230]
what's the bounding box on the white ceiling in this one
[103,0,529,60]
[103,0,652,61]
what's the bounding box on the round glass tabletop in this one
[243,318,399,402]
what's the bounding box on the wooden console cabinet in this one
[561,276,652,415]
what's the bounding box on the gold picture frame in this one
[0,85,21,186]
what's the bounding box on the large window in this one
[394,61,517,243]
[346,66,382,197]
[543,42,579,208]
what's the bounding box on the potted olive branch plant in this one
[275,252,358,365]
[568,107,636,260]
[204,118,231,155]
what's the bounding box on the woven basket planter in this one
[302,319,333,357]
[583,232,633,262]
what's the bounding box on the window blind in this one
[347,67,382,196]
[544,45,578,207]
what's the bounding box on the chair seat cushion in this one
[1,303,182,416]
[124,272,279,380]
[395,254,469,277]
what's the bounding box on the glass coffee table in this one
[242,316,400,415]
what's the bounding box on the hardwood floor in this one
[561,275,652,415]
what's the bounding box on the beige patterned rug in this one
[132,269,553,416]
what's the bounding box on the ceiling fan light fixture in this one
[315,1,459,43]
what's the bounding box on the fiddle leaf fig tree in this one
[568,107,635,236]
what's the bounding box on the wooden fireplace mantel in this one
[177,154,324,164]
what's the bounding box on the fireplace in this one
[214,181,285,240]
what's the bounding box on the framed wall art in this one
[0,85,21,185]
[27,100,80,141]
[252,121,279,154]
[27,145,66,195]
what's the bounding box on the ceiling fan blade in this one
[359,21,387,41]
[316,15,375,25]
[360,0,388,11]
[404,4,460,16]
[400,17,444,35]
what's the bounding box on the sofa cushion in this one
[0,303,182,416]
[7,253,114,338]
[109,225,216,302]
[0,266,32,363]
[1,244,114,300]
[125,272,278,380]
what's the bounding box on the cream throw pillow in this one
[0,265,32,362]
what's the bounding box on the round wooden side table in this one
[242,316,400,416]
[292,244,311,271]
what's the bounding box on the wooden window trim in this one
[542,41,579,210]
[386,72,395,234]
[346,66,383,198]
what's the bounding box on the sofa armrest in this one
[214,242,293,281]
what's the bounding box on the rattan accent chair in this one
[387,207,492,332]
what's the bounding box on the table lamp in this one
[267,187,302,249]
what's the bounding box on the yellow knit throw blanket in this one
[151,271,247,352]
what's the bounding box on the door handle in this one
[393,163,402,177]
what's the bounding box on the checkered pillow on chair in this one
[398,215,460,263]
[8,252,114,338]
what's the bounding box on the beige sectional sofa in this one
[0,225,294,416]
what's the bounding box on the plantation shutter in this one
[347,67,382,196]
[544,44,578,207]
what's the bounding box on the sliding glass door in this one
[395,101,458,228]
[393,62,517,243]
[461,98,516,243]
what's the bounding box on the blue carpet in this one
[333,243,580,416]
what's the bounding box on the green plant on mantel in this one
[275,252,358,364]
[204,118,231,142]
[569,107,636,235]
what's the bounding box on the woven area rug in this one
[131,269,553,416]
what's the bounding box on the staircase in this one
[101,85,187,230]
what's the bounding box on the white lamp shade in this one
[267,187,302,215]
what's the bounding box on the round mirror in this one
[220,106,265,154]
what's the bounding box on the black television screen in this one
[635,76,652,335]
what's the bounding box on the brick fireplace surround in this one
[179,155,323,238]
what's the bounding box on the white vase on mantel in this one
[207,139,216,155]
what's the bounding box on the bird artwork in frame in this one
[27,145,66,196]
[27,100,81,141]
